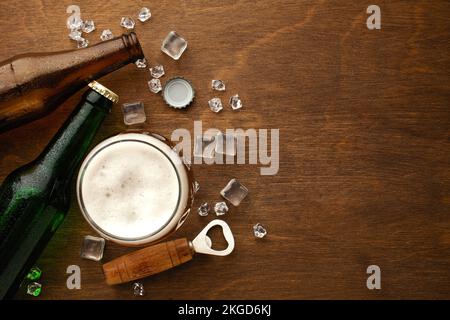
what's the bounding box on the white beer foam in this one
[80,139,180,239]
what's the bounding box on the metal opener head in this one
[191,219,235,256]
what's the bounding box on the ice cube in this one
[138,7,152,22]
[80,235,105,261]
[253,223,267,238]
[148,78,162,93]
[229,94,243,110]
[67,15,83,31]
[120,17,135,30]
[220,178,248,206]
[193,181,200,193]
[214,201,229,216]
[100,29,114,41]
[135,58,147,69]
[161,31,187,60]
[212,80,226,91]
[68,30,82,41]
[149,65,165,79]
[197,202,210,217]
[133,282,145,296]
[208,98,223,113]
[122,102,146,125]
[77,38,89,49]
[26,282,42,297]
[82,20,95,33]
[26,266,42,281]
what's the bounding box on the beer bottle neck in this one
[0,32,142,133]
[36,89,113,181]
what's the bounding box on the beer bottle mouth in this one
[88,81,119,103]
[122,32,145,62]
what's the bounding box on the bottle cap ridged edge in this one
[88,81,119,103]
[162,77,195,109]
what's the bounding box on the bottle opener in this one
[103,220,235,285]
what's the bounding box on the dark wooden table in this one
[0,0,449,299]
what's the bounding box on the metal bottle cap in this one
[88,81,119,103]
[162,77,195,109]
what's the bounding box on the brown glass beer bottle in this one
[0,32,144,133]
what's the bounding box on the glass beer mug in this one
[76,131,195,246]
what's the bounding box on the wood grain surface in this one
[0,0,449,299]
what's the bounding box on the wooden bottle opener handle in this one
[102,238,194,285]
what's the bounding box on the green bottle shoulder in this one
[0,164,53,199]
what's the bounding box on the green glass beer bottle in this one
[0,81,118,299]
